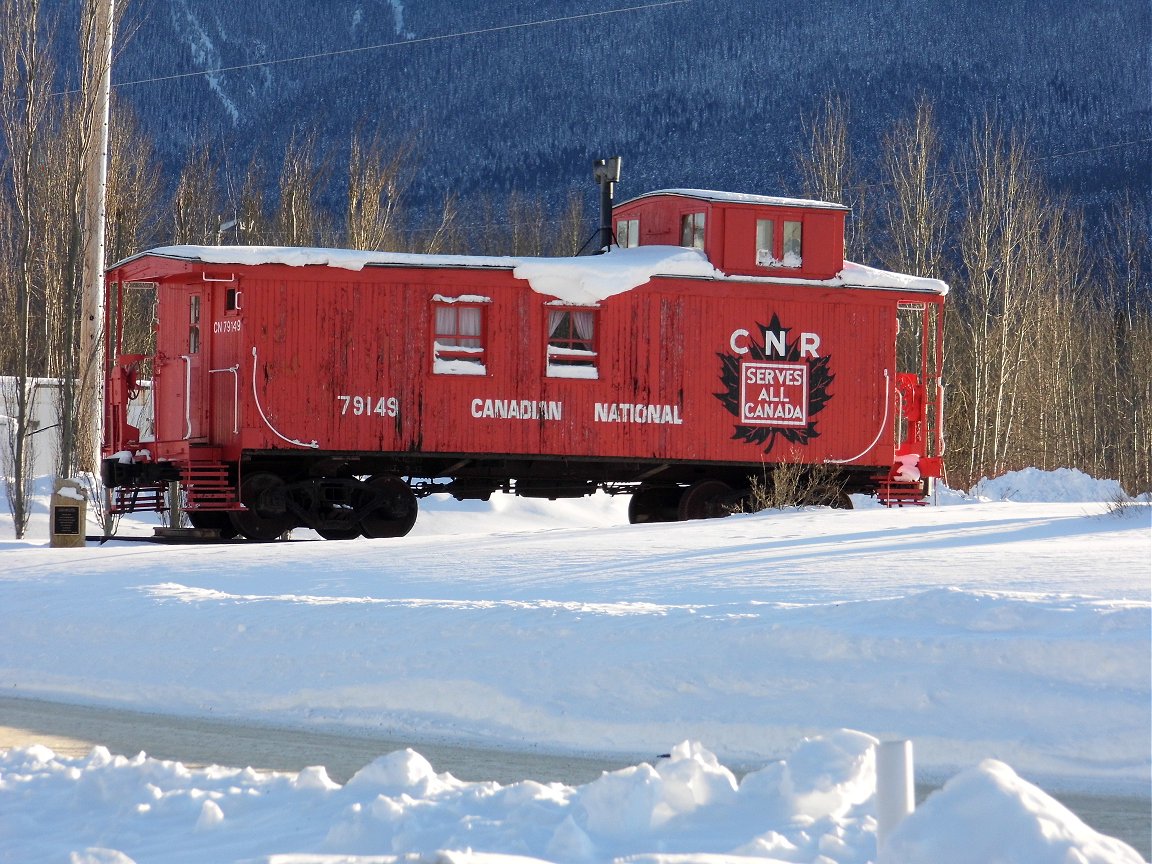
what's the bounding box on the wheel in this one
[628,485,682,524]
[187,511,239,540]
[677,480,734,521]
[230,472,293,542]
[360,475,418,538]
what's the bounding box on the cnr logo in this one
[729,326,821,359]
[715,315,834,453]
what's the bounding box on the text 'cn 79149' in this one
[102,180,947,541]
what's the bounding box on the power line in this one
[846,136,1152,195]
[110,0,694,92]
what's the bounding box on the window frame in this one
[617,217,640,248]
[545,305,599,379]
[782,219,803,267]
[188,294,201,354]
[680,211,706,250]
[755,215,804,269]
[431,297,489,376]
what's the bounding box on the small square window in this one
[433,301,487,375]
[755,218,803,268]
[617,218,640,248]
[755,219,776,267]
[680,212,706,250]
[546,308,598,379]
[783,220,803,267]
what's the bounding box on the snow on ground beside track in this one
[0,469,1148,863]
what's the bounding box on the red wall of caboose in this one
[178,264,908,470]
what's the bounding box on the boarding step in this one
[875,478,929,507]
[181,461,239,510]
[110,483,168,514]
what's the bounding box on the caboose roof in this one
[617,189,851,211]
[111,244,946,302]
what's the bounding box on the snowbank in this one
[0,468,1148,861]
[886,759,1145,864]
[2,735,1142,864]
[970,466,1131,502]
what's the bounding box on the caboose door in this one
[158,285,210,442]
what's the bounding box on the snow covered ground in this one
[0,469,1148,863]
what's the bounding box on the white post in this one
[876,739,915,858]
[81,0,116,473]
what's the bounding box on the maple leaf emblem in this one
[714,314,834,454]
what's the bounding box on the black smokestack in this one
[593,157,621,253]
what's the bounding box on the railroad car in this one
[102,182,947,540]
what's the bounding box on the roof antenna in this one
[592,156,621,253]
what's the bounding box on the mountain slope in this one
[108,0,1150,223]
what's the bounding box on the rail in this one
[825,369,890,465]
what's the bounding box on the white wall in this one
[0,376,153,477]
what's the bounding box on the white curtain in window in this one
[548,310,566,338]
[549,310,595,342]
[572,311,594,340]
[458,307,482,339]
[435,306,456,337]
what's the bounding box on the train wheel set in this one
[196,471,419,541]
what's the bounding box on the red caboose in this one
[102,186,946,540]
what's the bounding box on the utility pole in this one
[80,0,115,473]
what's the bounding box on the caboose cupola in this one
[612,189,850,281]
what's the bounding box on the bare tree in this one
[548,190,586,257]
[274,130,333,247]
[105,97,162,360]
[0,0,53,537]
[231,155,271,245]
[879,96,950,280]
[795,92,868,262]
[170,138,223,245]
[506,190,545,256]
[345,129,414,251]
[420,191,460,255]
[105,98,161,264]
[1100,193,1152,494]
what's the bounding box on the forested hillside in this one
[109,0,1148,217]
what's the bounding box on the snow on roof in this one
[139,244,521,273]
[511,245,721,303]
[124,243,946,300]
[824,260,950,295]
[619,188,851,211]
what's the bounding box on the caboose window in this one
[755,218,804,268]
[617,218,639,248]
[783,220,803,267]
[682,213,705,248]
[433,301,487,375]
[680,212,706,250]
[755,219,776,266]
[546,308,598,379]
[188,295,200,354]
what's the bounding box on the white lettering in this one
[764,329,787,358]
[800,332,821,358]
[730,328,751,355]
[337,394,399,418]
[593,403,684,425]
[472,399,562,421]
[742,402,804,421]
